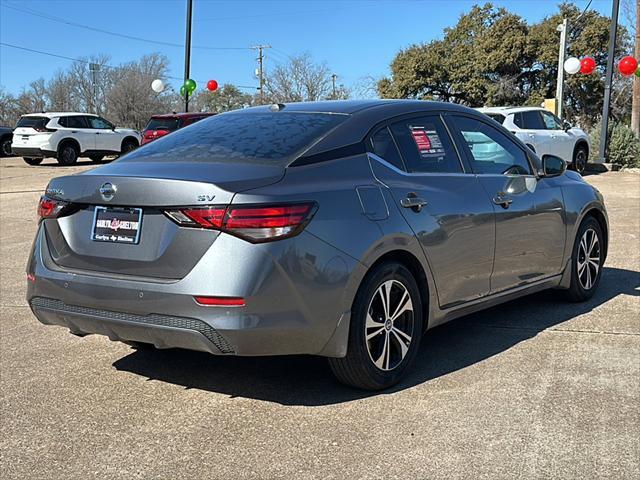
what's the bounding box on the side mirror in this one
[541,155,566,177]
[562,120,571,131]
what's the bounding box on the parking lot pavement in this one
[1,156,638,480]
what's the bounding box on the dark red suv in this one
[141,112,214,145]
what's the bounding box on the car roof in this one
[150,112,215,119]
[477,106,548,115]
[21,112,98,118]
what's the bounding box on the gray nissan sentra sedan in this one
[27,100,608,390]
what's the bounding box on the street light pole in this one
[556,19,568,119]
[598,0,620,163]
[183,0,193,112]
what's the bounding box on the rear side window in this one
[369,127,405,170]
[62,116,89,128]
[518,111,545,130]
[122,111,347,166]
[145,118,181,131]
[16,116,48,129]
[485,113,506,124]
[389,116,462,173]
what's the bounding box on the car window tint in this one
[389,116,462,173]
[452,116,531,175]
[540,111,563,130]
[120,111,347,166]
[369,126,405,170]
[66,116,89,128]
[16,116,48,129]
[512,112,523,128]
[89,117,112,129]
[520,111,545,129]
[57,117,67,128]
[485,113,505,124]
[145,118,180,131]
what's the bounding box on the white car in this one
[476,106,590,173]
[11,112,141,166]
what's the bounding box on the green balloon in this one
[179,85,186,97]
[185,79,196,92]
[636,68,640,78]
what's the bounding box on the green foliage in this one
[589,121,640,167]
[192,84,253,113]
[379,2,632,127]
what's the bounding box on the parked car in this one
[28,100,608,390]
[0,126,13,157]
[477,106,591,173]
[141,112,214,145]
[11,113,141,166]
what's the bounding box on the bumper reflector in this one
[194,296,245,307]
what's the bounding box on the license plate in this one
[91,207,142,244]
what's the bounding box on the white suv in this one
[476,107,591,173]
[11,112,141,166]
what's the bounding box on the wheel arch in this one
[57,137,81,155]
[573,139,589,159]
[121,136,139,149]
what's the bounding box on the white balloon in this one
[151,79,165,93]
[564,57,581,75]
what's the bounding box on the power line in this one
[1,3,252,51]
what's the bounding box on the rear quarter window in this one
[123,111,347,166]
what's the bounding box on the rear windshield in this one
[484,113,506,124]
[121,111,347,166]
[16,116,49,129]
[145,118,181,131]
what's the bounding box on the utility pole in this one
[89,63,100,115]
[183,0,193,112]
[631,0,639,135]
[556,19,569,119]
[331,74,337,99]
[599,0,621,163]
[252,45,271,105]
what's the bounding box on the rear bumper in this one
[11,147,56,158]
[27,225,356,357]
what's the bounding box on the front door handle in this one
[401,193,428,212]
[493,193,513,209]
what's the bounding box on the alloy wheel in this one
[575,150,587,173]
[365,280,414,371]
[577,228,600,290]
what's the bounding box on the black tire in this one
[1,136,12,156]
[23,157,43,166]
[57,142,79,166]
[328,261,424,390]
[89,154,104,163]
[572,144,588,174]
[564,217,604,302]
[120,139,138,156]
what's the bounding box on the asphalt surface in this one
[1,156,638,479]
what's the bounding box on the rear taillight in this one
[164,202,317,243]
[38,196,69,219]
[34,126,57,133]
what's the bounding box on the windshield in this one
[145,118,181,131]
[122,111,347,166]
[16,116,49,129]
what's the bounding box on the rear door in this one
[60,115,95,152]
[367,114,495,308]
[447,114,566,293]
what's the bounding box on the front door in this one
[447,114,566,293]
[367,114,495,308]
[88,116,120,152]
[540,110,575,162]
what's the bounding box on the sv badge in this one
[197,194,216,202]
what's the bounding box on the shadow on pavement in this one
[113,267,639,406]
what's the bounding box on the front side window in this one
[369,126,405,170]
[89,117,113,129]
[389,116,462,174]
[540,111,563,130]
[451,116,531,175]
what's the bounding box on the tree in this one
[191,84,253,113]
[263,52,349,103]
[379,2,632,127]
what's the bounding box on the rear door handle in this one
[401,194,427,212]
[492,193,513,209]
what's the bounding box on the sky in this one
[0,0,629,97]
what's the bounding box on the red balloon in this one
[207,80,219,91]
[580,57,596,75]
[618,56,638,76]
